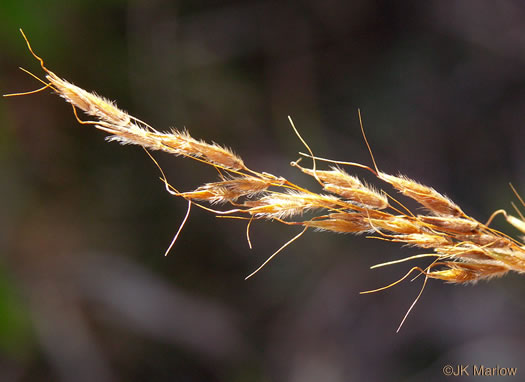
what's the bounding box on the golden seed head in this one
[429,262,509,283]
[393,233,451,248]
[181,177,273,204]
[156,130,245,170]
[243,191,340,219]
[455,234,513,248]
[303,215,371,233]
[438,244,491,261]
[299,166,364,188]
[417,216,478,233]
[485,247,525,272]
[323,184,388,210]
[13,36,525,299]
[379,172,463,216]
[367,215,422,234]
[47,73,130,126]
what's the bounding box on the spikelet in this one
[485,247,525,272]
[368,215,423,234]
[417,216,478,233]
[303,213,372,233]
[47,73,131,126]
[428,262,510,283]
[295,165,364,189]
[294,162,388,209]
[455,234,513,248]
[243,191,341,219]
[438,244,492,262]
[322,184,388,210]
[108,128,246,170]
[378,172,463,217]
[390,233,452,248]
[180,176,276,204]
[45,66,247,171]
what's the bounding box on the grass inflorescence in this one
[6,29,525,330]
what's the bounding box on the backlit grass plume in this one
[6,30,525,331]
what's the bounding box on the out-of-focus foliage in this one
[0,264,33,356]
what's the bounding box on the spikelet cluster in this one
[7,30,525,324]
[42,70,525,283]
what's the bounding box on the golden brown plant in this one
[6,30,525,331]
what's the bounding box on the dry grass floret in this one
[6,30,525,331]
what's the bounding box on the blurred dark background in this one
[1,1,525,381]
